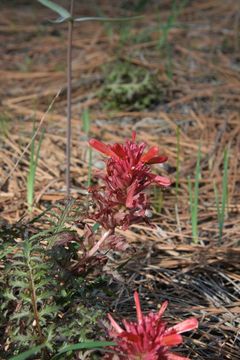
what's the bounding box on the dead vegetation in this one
[0,0,239,359]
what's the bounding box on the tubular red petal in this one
[132,131,136,142]
[145,155,168,164]
[108,314,124,333]
[119,331,140,343]
[140,146,159,163]
[161,333,183,346]
[112,143,126,159]
[89,139,117,158]
[134,292,143,324]
[154,175,171,187]
[158,300,168,318]
[168,318,198,335]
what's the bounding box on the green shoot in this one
[175,126,180,200]
[188,144,201,244]
[214,148,229,244]
[27,124,45,212]
[82,108,90,136]
[9,344,46,360]
[87,148,93,187]
[153,186,163,213]
[175,126,181,230]
[157,0,189,49]
[51,341,116,360]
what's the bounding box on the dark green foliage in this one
[0,201,102,359]
[100,60,163,111]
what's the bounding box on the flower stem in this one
[88,229,112,257]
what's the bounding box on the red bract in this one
[89,133,171,230]
[105,292,198,360]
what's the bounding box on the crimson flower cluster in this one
[105,292,198,360]
[88,132,171,231]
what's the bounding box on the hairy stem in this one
[66,0,74,197]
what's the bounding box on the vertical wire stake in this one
[66,0,74,198]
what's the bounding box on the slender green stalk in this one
[175,126,181,230]
[188,144,201,244]
[27,124,45,212]
[157,0,189,49]
[214,148,229,244]
[153,186,163,213]
[87,148,93,187]
[82,108,92,187]
[82,108,90,136]
[66,0,74,198]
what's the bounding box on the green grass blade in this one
[38,0,70,19]
[51,341,116,360]
[158,0,189,49]
[27,126,45,212]
[82,108,90,136]
[219,147,229,243]
[175,126,180,199]
[74,15,143,23]
[27,123,36,211]
[82,108,92,186]
[213,180,220,224]
[192,145,201,243]
[87,147,92,187]
[9,344,45,360]
[188,145,201,244]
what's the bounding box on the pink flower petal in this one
[168,318,198,335]
[111,143,126,159]
[140,146,159,163]
[89,139,118,159]
[126,181,138,208]
[167,353,191,360]
[118,331,140,343]
[154,175,171,187]
[161,333,183,346]
[108,314,124,334]
[134,291,143,324]
[158,300,168,318]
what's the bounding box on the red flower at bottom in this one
[105,292,198,360]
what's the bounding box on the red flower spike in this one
[104,292,198,360]
[89,133,171,231]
